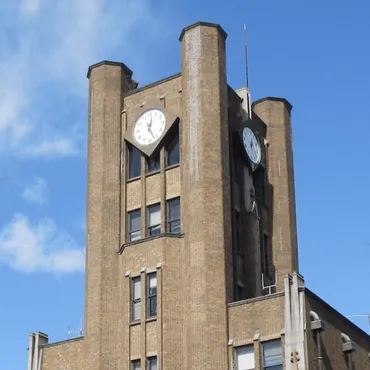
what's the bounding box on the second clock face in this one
[133,109,166,146]
[243,127,261,165]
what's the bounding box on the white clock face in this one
[133,109,166,146]
[243,127,261,165]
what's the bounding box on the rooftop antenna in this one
[67,317,84,339]
[243,24,252,119]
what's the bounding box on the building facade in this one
[27,22,370,370]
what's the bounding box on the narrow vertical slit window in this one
[262,340,283,370]
[128,144,141,179]
[128,209,141,241]
[147,151,160,173]
[166,130,179,167]
[148,356,157,370]
[147,204,161,236]
[147,272,157,318]
[166,197,180,234]
[131,277,141,322]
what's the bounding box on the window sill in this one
[146,317,157,323]
[146,170,160,177]
[127,176,141,183]
[130,320,141,327]
[119,232,184,254]
[165,163,180,171]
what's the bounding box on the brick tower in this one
[27,22,370,370]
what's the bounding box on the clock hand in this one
[147,118,155,139]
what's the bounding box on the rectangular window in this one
[261,233,269,275]
[147,272,157,318]
[128,144,141,179]
[148,356,157,370]
[167,197,180,234]
[147,151,160,173]
[132,360,141,370]
[128,209,141,242]
[262,340,283,370]
[147,204,161,236]
[236,345,255,370]
[131,276,141,321]
[166,131,179,167]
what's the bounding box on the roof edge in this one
[179,21,227,42]
[87,60,133,79]
[252,96,293,112]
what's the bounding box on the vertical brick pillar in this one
[252,98,299,291]
[85,61,133,369]
[180,22,232,370]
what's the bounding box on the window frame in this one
[235,344,255,370]
[147,356,157,370]
[131,359,141,370]
[147,272,157,318]
[128,209,142,242]
[147,151,160,174]
[166,197,180,234]
[165,131,179,167]
[128,144,142,179]
[262,339,283,370]
[131,276,141,322]
[147,203,161,237]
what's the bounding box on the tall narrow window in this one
[167,197,180,234]
[148,356,157,370]
[235,345,255,370]
[147,151,160,173]
[262,340,283,370]
[147,272,157,318]
[132,359,141,370]
[128,144,141,179]
[131,276,141,321]
[235,209,242,253]
[147,204,161,236]
[128,209,141,241]
[166,132,179,167]
[261,233,269,276]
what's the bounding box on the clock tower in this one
[27,21,370,370]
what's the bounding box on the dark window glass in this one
[148,357,157,370]
[262,233,269,276]
[128,209,141,241]
[262,340,283,370]
[166,133,179,167]
[147,204,161,236]
[147,273,157,318]
[128,144,141,179]
[132,360,141,370]
[147,151,160,173]
[235,210,242,252]
[167,197,180,234]
[131,277,141,321]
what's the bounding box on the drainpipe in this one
[341,333,355,370]
[310,311,325,370]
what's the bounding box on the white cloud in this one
[0,214,84,274]
[0,0,164,159]
[22,177,48,204]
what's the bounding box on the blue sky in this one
[1,0,369,368]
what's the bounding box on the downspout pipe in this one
[310,311,325,370]
[341,333,355,370]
